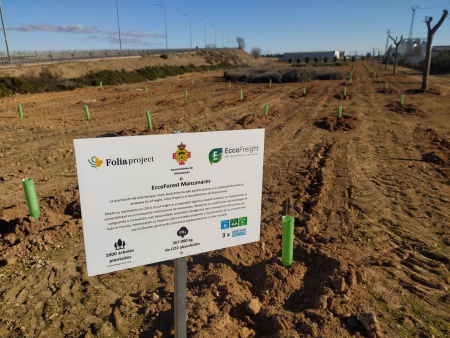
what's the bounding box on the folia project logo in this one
[209,148,223,164]
[173,142,191,165]
[88,156,103,168]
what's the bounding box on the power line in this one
[419,1,450,10]
[408,6,420,54]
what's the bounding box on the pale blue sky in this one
[1,0,450,55]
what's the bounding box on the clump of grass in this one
[0,62,244,98]
[224,67,344,83]
[0,67,70,96]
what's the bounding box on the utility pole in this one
[408,6,420,54]
[385,29,391,57]
[115,0,122,54]
[0,0,11,63]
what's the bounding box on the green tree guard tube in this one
[228,81,231,88]
[269,78,272,88]
[240,90,243,100]
[145,86,148,93]
[400,95,404,106]
[192,79,195,86]
[22,178,40,219]
[282,215,294,267]
[338,106,343,119]
[100,81,102,89]
[264,103,269,116]
[385,83,389,90]
[18,104,23,118]
[146,110,152,130]
[303,87,306,95]
[84,105,90,121]
[343,87,347,97]
[349,78,352,84]
[184,89,188,98]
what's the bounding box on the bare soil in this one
[0,52,449,338]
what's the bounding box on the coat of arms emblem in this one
[173,142,191,165]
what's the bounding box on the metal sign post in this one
[174,256,187,338]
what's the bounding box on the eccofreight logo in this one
[209,148,223,164]
[225,145,259,154]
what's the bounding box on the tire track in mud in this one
[345,63,450,336]
[247,106,372,335]
[237,73,364,332]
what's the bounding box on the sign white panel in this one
[74,129,265,276]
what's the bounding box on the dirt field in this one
[0,52,449,338]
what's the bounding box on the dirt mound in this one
[415,128,450,167]
[314,115,357,131]
[377,87,394,94]
[334,93,352,100]
[237,111,280,128]
[423,150,448,165]
[386,102,423,116]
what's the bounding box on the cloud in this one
[121,30,164,39]
[9,23,164,46]
[10,24,105,34]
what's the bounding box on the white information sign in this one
[74,129,265,276]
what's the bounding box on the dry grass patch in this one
[224,67,344,83]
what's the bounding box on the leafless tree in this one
[236,37,245,50]
[421,9,448,91]
[389,35,403,75]
[250,47,262,59]
[385,45,392,70]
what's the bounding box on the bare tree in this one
[250,47,262,59]
[236,37,245,50]
[421,9,449,91]
[385,45,392,70]
[389,35,403,75]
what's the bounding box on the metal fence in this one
[0,48,205,65]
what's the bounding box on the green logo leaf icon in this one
[209,148,223,164]
[88,156,103,168]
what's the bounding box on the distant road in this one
[0,48,207,66]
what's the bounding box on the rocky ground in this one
[0,50,449,337]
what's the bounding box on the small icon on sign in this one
[88,155,103,168]
[114,238,126,250]
[209,148,223,164]
[221,220,230,230]
[230,218,239,228]
[239,217,248,226]
[177,226,189,238]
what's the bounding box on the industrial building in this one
[432,45,450,54]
